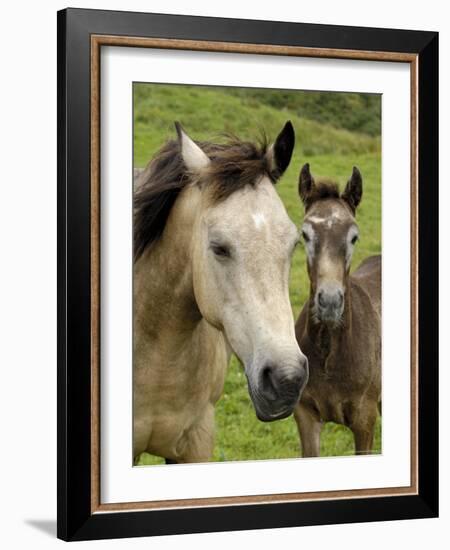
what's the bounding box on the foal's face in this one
[302,200,359,323]
[193,179,308,421]
[299,164,363,325]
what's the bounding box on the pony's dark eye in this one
[211,243,230,258]
[302,231,310,243]
[351,235,359,245]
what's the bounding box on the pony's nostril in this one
[318,289,343,309]
[261,365,278,401]
[318,290,326,307]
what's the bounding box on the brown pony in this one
[294,163,381,456]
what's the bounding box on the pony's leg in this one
[294,403,322,457]
[351,402,378,455]
[177,405,215,463]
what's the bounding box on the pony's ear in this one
[298,163,315,206]
[175,121,210,173]
[341,166,363,213]
[268,121,295,181]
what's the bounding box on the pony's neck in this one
[134,186,202,339]
[306,280,353,359]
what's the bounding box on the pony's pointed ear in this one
[341,166,363,213]
[175,121,210,173]
[298,163,315,206]
[268,121,295,181]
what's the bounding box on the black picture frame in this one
[57,7,438,541]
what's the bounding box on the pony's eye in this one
[351,235,358,245]
[211,243,230,258]
[302,231,310,243]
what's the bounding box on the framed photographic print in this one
[57,8,439,541]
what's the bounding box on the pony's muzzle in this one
[252,356,309,422]
[316,283,344,323]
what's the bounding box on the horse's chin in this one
[316,308,344,326]
[246,375,299,422]
[255,407,294,423]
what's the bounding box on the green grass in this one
[133,84,380,165]
[227,88,382,136]
[133,83,381,466]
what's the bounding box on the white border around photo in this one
[100,46,411,505]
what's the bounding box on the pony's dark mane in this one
[303,179,340,210]
[134,135,272,261]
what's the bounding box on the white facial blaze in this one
[331,210,346,222]
[309,210,345,229]
[252,212,267,230]
[307,215,325,225]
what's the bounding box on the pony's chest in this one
[302,353,379,424]
[302,387,353,425]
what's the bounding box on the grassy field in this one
[133,83,382,465]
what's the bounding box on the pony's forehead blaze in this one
[206,177,288,229]
[134,136,279,261]
[306,199,355,226]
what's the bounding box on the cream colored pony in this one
[133,122,308,463]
